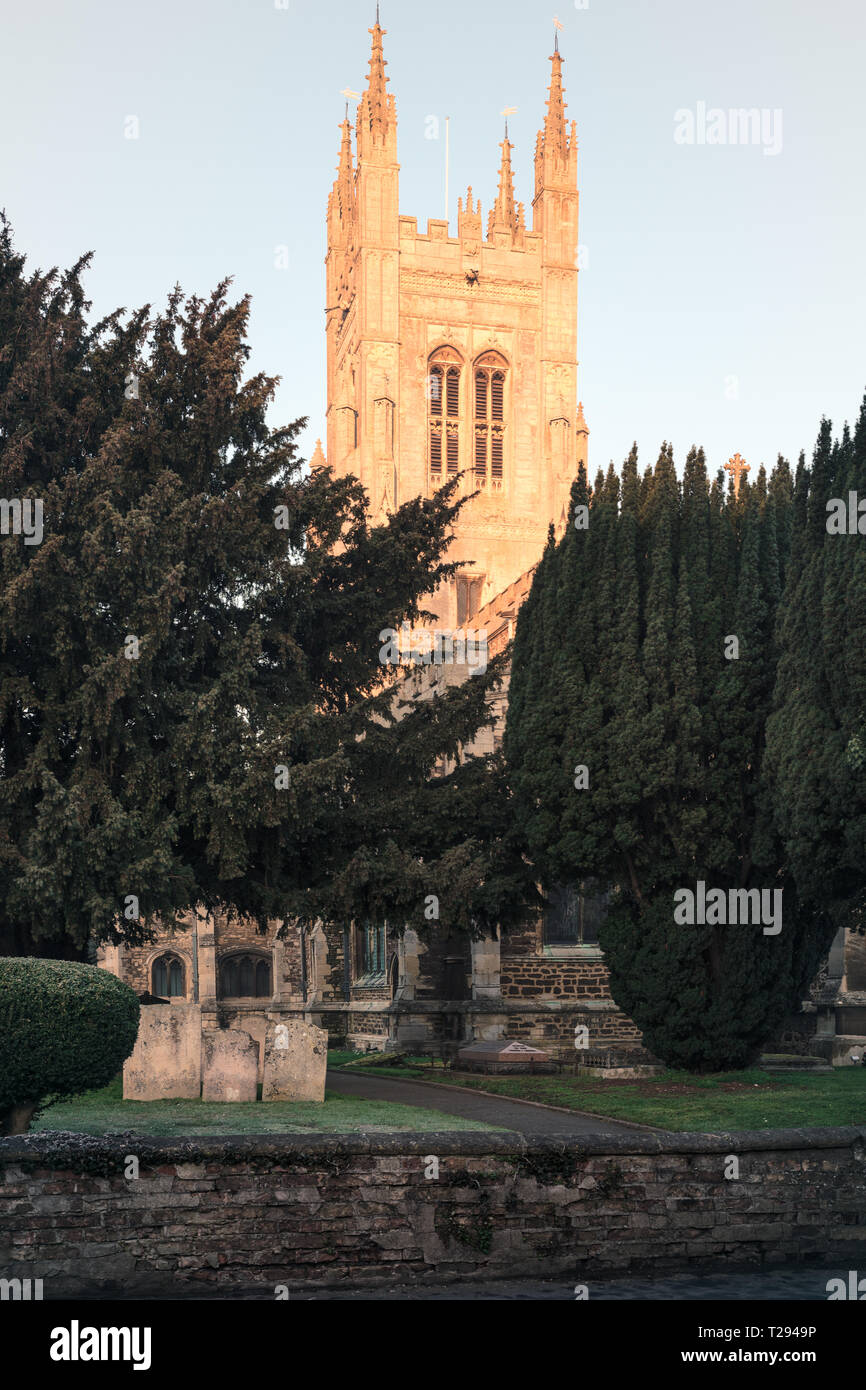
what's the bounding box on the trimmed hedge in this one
[0,958,140,1121]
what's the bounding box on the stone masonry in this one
[1,1128,864,1295]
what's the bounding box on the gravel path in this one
[325,1068,641,1136]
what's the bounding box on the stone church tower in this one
[323,18,589,627]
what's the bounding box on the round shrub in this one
[0,958,140,1131]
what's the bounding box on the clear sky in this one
[2,0,865,478]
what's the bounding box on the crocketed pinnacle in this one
[543,49,568,161]
[359,18,390,145]
[328,114,355,236]
[489,134,517,235]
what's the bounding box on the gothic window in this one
[428,348,462,483]
[456,574,484,625]
[473,351,507,489]
[543,882,610,947]
[355,922,386,983]
[152,953,184,998]
[219,953,273,999]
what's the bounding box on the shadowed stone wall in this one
[1,1128,864,1295]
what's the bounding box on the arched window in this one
[428,348,462,483]
[152,953,185,998]
[473,352,507,489]
[219,953,273,999]
[355,922,386,984]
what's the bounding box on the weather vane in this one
[341,86,360,119]
[553,14,563,49]
[501,105,518,138]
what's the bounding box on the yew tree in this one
[0,218,528,958]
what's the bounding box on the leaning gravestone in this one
[262,1019,327,1103]
[201,1029,258,1102]
[123,1003,202,1100]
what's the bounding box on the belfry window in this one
[428,348,462,482]
[219,953,273,999]
[152,953,185,998]
[473,352,507,488]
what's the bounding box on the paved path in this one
[325,1068,639,1136]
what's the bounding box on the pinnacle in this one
[489,135,517,236]
[542,48,569,162]
[360,16,390,144]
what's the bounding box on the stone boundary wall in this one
[1,1128,864,1295]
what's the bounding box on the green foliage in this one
[505,437,833,1071]
[766,399,866,940]
[0,958,140,1124]
[0,217,531,955]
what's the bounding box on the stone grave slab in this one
[123,1003,202,1100]
[262,1019,327,1103]
[455,1039,556,1074]
[201,1028,258,1102]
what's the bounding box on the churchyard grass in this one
[328,1056,866,1131]
[33,1076,502,1136]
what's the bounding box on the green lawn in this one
[32,1077,501,1136]
[328,1054,866,1132]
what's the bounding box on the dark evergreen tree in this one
[766,398,866,943]
[0,220,531,957]
[506,433,820,1070]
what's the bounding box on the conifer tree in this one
[0,220,529,957]
[766,399,866,943]
[506,436,819,1070]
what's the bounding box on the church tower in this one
[325,17,588,627]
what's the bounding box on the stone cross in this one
[725,452,751,497]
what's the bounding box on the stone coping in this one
[1,1125,863,1167]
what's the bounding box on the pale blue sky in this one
[2,0,865,477]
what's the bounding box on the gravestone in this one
[455,1039,555,1074]
[201,1029,258,1102]
[123,1003,202,1100]
[261,1019,327,1103]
